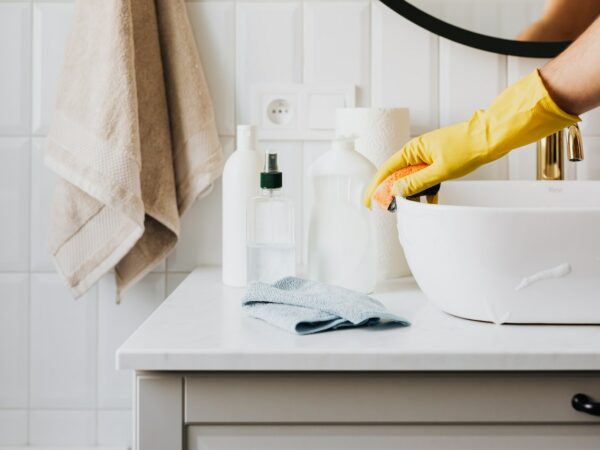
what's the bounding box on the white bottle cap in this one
[237,125,257,151]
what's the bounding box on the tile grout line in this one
[366,0,372,108]
[94,280,100,445]
[299,0,304,267]
[27,1,33,443]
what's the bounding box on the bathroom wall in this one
[0,0,599,448]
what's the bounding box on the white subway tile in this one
[304,1,370,106]
[166,272,190,297]
[187,2,235,136]
[578,136,600,180]
[0,2,31,134]
[507,56,548,180]
[32,2,75,135]
[97,274,165,409]
[236,2,302,124]
[167,138,233,271]
[439,39,506,126]
[508,142,536,180]
[0,410,27,446]
[0,274,28,408]
[372,0,438,135]
[0,138,30,271]
[168,179,224,270]
[30,138,57,271]
[507,56,549,85]
[581,108,600,136]
[29,410,96,446]
[30,274,97,408]
[97,410,132,447]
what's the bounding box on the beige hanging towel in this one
[45,0,223,299]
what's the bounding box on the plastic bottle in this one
[307,137,377,293]
[222,125,263,287]
[246,152,295,284]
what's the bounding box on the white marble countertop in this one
[117,267,600,372]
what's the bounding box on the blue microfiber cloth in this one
[242,277,410,335]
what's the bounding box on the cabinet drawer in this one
[184,372,600,424]
[187,424,600,450]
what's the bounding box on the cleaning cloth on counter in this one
[242,278,410,335]
[45,0,223,300]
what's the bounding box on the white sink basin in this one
[396,181,600,324]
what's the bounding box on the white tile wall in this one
[32,2,74,135]
[578,136,600,180]
[2,0,600,447]
[371,1,438,135]
[187,1,236,136]
[236,2,302,124]
[0,274,28,408]
[0,410,28,446]
[0,138,30,271]
[97,274,165,409]
[97,410,131,447]
[29,410,96,446]
[30,138,56,271]
[304,1,371,106]
[0,3,31,135]
[30,274,97,409]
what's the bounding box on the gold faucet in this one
[536,124,584,180]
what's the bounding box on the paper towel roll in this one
[335,108,411,279]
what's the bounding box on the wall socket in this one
[250,83,355,140]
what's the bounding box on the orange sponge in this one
[372,164,429,211]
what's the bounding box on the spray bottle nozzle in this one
[261,151,283,189]
[265,152,279,173]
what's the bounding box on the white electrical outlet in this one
[250,84,355,140]
[261,94,297,129]
[267,98,293,125]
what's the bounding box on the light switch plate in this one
[250,83,355,140]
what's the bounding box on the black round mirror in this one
[380,0,600,58]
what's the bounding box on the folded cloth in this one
[45,0,222,299]
[242,277,410,335]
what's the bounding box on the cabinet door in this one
[187,425,600,450]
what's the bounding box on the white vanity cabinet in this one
[119,269,600,450]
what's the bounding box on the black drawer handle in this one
[572,393,600,416]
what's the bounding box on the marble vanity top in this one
[117,268,600,372]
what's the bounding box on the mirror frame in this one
[382,0,570,58]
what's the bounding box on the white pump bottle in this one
[222,125,263,287]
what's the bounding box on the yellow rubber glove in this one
[363,70,580,208]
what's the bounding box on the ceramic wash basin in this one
[396,181,600,324]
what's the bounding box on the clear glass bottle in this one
[247,152,295,284]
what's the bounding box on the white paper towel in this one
[336,108,411,279]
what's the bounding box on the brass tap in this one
[536,124,584,181]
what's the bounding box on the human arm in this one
[540,14,600,115]
[364,16,600,206]
[517,0,600,42]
